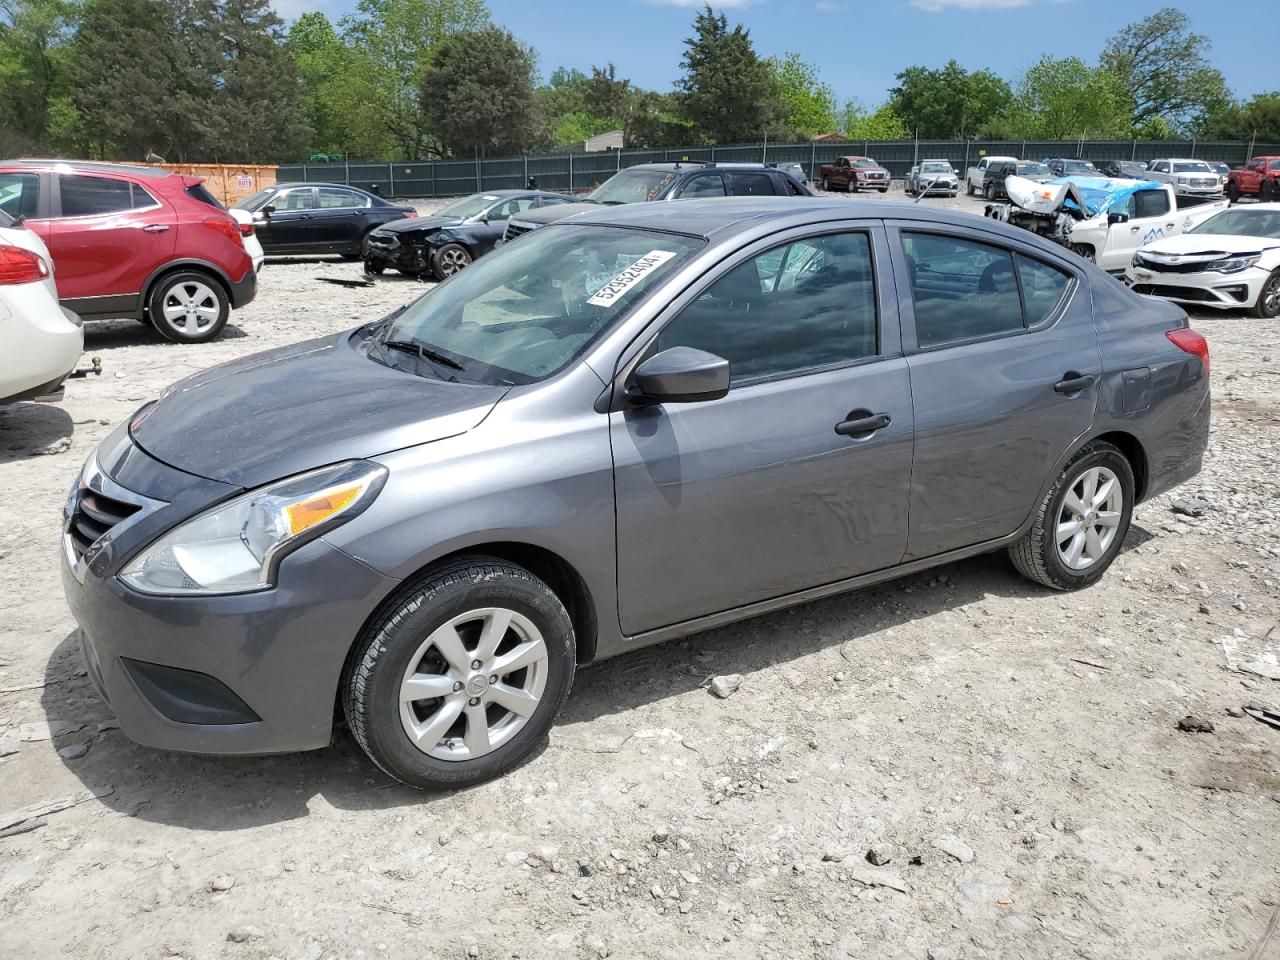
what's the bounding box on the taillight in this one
[1167,328,1209,376]
[402,210,418,219]
[0,245,49,285]
[238,222,255,238]
[207,216,241,244]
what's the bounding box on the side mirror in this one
[261,204,275,217]
[1108,212,1129,225]
[630,346,729,404]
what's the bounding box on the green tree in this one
[1007,56,1131,138]
[839,100,908,140]
[1201,92,1280,143]
[769,52,836,139]
[1099,7,1229,134]
[342,0,488,158]
[888,60,1011,138]
[420,25,537,156]
[676,4,781,143]
[0,0,78,150]
[211,0,308,161]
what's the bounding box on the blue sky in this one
[279,0,1272,110]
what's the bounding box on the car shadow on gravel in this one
[0,401,74,464]
[42,528,1156,829]
[82,320,248,348]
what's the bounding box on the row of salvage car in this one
[986,172,1280,318]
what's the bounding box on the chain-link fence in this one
[278,138,1280,199]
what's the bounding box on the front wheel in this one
[1252,268,1280,319]
[147,272,229,343]
[430,242,472,281]
[1009,441,1134,591]
[343,558,576,789]
[1261,180,1275,202]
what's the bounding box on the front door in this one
[611,225,914,635]
[50,173,176,307]
[1099,188,1177,272]
[889,225,1101,560]
[255,186,317,252]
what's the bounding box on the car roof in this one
[621,162,714,173]
[0,158,172,178]
[559,196,1070,251]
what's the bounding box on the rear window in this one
[186,183,224,208]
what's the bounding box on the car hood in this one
[371,215,461,236]
[129,331,507,489]
[1140,233,1280,256]
[513,202,599,226]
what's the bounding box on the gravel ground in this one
[1,189,1278,960]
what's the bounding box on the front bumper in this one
[60,435,401,755]
[1125,265,1268,310]
[364,232,428,272]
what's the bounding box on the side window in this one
[1134,190,1169,218]
[131,183,159,209]
[677,174,726,198]
[275,188,317,211]
[59,175,134,217]
[783,176,805,196]
[657,231,878,384]
[1109,193,1135,219]
[1017,255,1071,325]
[728,172,776,197]
[491,197,537,219]
[0,173,40,219]
[316,187,368,209]
[902,232,1024,348]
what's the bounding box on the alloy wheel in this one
[161,280,220,334]
[1055,466,1123,571]
[438,247,470,276]
[398,607,548,762]
[1261,274,1280,317]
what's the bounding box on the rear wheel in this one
[983,181,995,201]
[343,558,576,789]
[1009,441,1134,591]
[1252,269,1280,319]
[1227,181,1240,203]
[1261,180,1275,202]
[966,180,975,197]
[430,242,472,281]
[147,272,229,343]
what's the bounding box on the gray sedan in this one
[61,199,1210,788]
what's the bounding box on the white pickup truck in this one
[965,155,1016,196]
[984,177,1227,273]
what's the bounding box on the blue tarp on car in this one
[1048,176,1164,216]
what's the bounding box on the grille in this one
[504,221,535,241]
[68,489,140,562]
[1133,255,1219,274]
[1130,283,1218,302]
[864,171,888,180]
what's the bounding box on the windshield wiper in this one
[379,339,465,382]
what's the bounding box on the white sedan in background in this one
[1,211,83,404]
[228,207,266,272]
[1126,204,1280,319]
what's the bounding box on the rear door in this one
[674,172,727,198]
[726,170,778,197]
[611,223,914,634]
[50,174,176,309]
[311,186,372,252]
[888,224,1100,560]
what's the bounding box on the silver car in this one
[906,160,959,197]
[62,199,1210,789]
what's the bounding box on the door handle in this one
[1053,373,1096,394]
[835,411,891,437]
[1129,226,1140,232]
[141,223,170,233]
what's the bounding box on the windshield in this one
[587,170,675,205]
[1270,160,1280,170]
[0,208,13,228]
[436,194,500,219]
[234,187,277,211]
[921,163,952,173]
[375,224,702,384]
[1016,162,1051,177]
[1190,210,1280,240]
[850,159,880,169]
[1173,161,1211,173]
[1062,161,1097,174]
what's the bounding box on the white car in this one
[1145,158,1224,200]
[906,160,959,197]
[228,208,265,272]
[965,155,1016,196]
[0,211,83,404]
[1126,203,1280,318]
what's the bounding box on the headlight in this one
[1206,255,1261,274]
[1176,176,1188,185]
[120,460,387,595]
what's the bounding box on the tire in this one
[1261,180,1275,202]
[1009,440,1134,591]
[1227,182,1240,203]
[1251,268,1280,319]
[821,177,829,192]
[966,180,975,197]
[1069,243,1096,263]
[430,242,472,281]
[147,271,229,343]
[343,557,576,789]
[340,253,361,261]
[363,261,385,276]
[878,187,888,194]
[983,181,995,201]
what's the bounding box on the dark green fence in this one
[278,138,1280,199]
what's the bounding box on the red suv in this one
[0,160,256,342]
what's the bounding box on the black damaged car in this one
[363,189,577,280]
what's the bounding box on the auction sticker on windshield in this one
[587,251,678,307]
